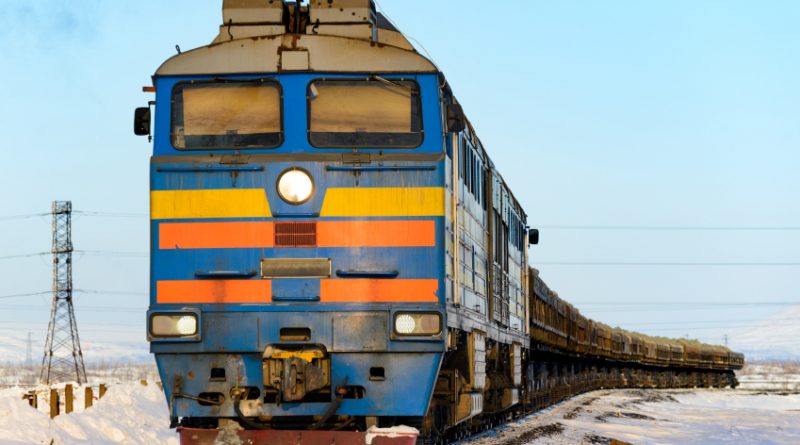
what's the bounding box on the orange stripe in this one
[159,222,274,249]
[317,220,435,247]
[157,280,271,304]
[320,279,438,303]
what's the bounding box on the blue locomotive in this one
[136,2,741,444]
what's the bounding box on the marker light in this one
[150,314,198,337]
[277,169,314,204]
[394,313,441,336]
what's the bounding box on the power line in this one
[1,250,148,261]
[536,261,800,266]
[537,225,800,231]
[614,318,797,328]
[73,211,147,218]
[575,301,798,307]
[73,250,148,258]
[0,291,51,300]
[75,289,148,296]
[0,213,49,222]
[0,304,143,313]
[0,252,49,260]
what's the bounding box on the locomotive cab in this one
[140,0,453,433]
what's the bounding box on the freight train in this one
[135,2,744,444]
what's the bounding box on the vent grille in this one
[275,222,317,247]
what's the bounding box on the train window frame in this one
[306,77,424,149]
[170,78,284,151]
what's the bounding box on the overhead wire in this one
[536,261,800,266]
[0,291,51,300]
[0,252,49,261]
[537,225,800,231]
[73,211,147,218]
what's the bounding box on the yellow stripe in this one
[151,189,272,219]
[320,187,445,217]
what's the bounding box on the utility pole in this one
[40,201,87,384]
[25,332,33,368]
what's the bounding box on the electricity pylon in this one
[40,201,87,384]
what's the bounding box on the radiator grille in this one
[274,222,317,247]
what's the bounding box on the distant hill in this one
[729,304,800,362]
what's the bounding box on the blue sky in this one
[0,1,798,354]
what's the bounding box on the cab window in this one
[308,78,422,148]
[171,80,282,150]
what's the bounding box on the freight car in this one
[135,2,743,444]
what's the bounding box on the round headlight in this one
[395,314,417,335]
[277,169,314,204]
[175,315,197,336]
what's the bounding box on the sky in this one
[0,1,798,358]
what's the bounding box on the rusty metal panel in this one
[309,0,375,24]
[332,312,388,352]
[223,0,283,24]
[307,24,374,39]
[261,258,331,278]
[156,35,436,75]
[179,427,418,445]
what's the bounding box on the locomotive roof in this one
[155,1,437,76]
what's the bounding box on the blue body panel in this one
[149,72,447,418]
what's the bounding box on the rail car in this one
[135,2,743,444]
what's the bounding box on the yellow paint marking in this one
[320,187,445,217]
[268,350,325,361]
[151,189,271,219]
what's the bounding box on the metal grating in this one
[274,222,317,247]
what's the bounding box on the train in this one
[135,1,744,444]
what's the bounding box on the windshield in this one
[308,79,422,148]
[171,81,282,150]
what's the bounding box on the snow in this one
[0,382,178,445]
[1,367,798,444]
[463,389,800,445]
[365,425,419,444]
[737,362,800,391]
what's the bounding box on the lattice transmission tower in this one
[40,201,87,384]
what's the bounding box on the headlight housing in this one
[277,168,314,204]
[150,313,198,337]
[393,312,441,336]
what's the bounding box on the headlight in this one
[394,313,441,336]
[277,168,314,204]
[150,314,198,337]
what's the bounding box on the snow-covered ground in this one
[0,363,159,388]
[0,382,177,445]
[736,362,800,391]
[464,389,800,445]
[1,364,798,444]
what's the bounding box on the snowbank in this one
[0,383,177,445]
[465,389,800,445]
